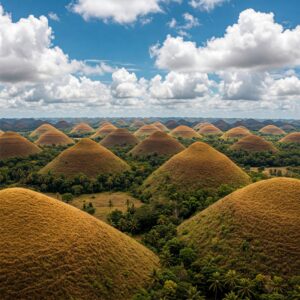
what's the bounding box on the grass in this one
[0,132,41,160]
[280,132,300,144]
[100,128,138,148]
[134,125,162,139]
[35,130,74,146]
[40,138,130,178]
[143,141,251,195]
[91,124,117,138]
[48,192,142,222]
[259,125,286,135]
[0,187,159,299]
[171,125,202,139]
[152,121,169,132]
[230,134,277,152]
[178,177,300,277]
[129,131,185,157]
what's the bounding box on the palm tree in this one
[223,291,239,300]
[209,271,224,300]
[237,278,255,299]
[224,270,239,290]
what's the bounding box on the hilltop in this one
[129,131,185,157]
[143,142,250,196]
[29,123,57,138]
[100,128,139,148]
[40,138,130,178]
[178,178,300,277]
[259,125,286,135]
[0,188,159,299]
[0,132,41,160]
[231,134,277,152]
[198,124,223,135]
[152,121,169,132]
[134,124,161,139]
[171,125,202,139]
[91,124,118,139]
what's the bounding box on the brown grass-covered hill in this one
[29,123,57,138]
[143,142,250,196]
[221,126,251,140]
[130,120,145,129]
[0,130,3,136]
[279,132,300,144]
[129,131,185,158]
[198,124,223,136]
[259,125,286,135]
[0,188,159,300]
[165,119,179,129]
[134,124,162,139]
[100,128,139,148]
[55,120,72,130]
[91,124,118,139]
[35,130,74,146]
[70,122,94,134]
[178,178,300,277]
[231,134,277,153]
[281,124,296,131]
[40,138,130,178]
[171,125,202,139]
[98,121,113,129]
[0,132,41,160]
[152,121,169,132]
[194,122,211,131]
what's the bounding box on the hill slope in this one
[280,132,300,144]
[178,178,300,277]
[29,123,57,138]
[231,134,277,152]
[143,142,250,196]
[0,188,159,300]
[91,124,118,139]
[198,124,223,135]
[259,125,286,135]
[70,122,94,134]
[222,126,251,140]
[0,132,41,160]
[134,124,161,139]
[41,138,130,178]
[100,128,139,148]
[152,121,169,132]
[130,131,185,157]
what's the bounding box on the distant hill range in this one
[0,117,299,131]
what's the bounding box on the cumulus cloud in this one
[167,13,200,37]
[70,0,174,24]
[48,12,60,22]
[189,0,229,12]
[152,9,300,72]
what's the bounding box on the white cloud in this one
[70,0,163,24]
[153,9,300,72]
[167,13,200,37]
[189,0,229,12]
[48,12,60,22]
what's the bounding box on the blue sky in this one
[0,0,300,118]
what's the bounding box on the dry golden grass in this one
[134,124,162,139]
[194,122,211,131]
[0,130,4,136]
[143,142,250,195]
[171,125,202,139]
[129,131,185,157]
[198,124,223,135]
[35,130,74,146]
[280,132,300,144]
[70,122,94,134]
[178,178,300,277]
[231,134,277,153]
[100,128,139,148]
[48,192,142,222]
[91,124,118,138]
[0,131,41,160]
[259,125,286,135]
[29,123,58,138]
[0,188,159,299]
[221,126,251,140]
[40,138,130,178]
[152,121,169,132]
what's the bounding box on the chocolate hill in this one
[40,138,130,178]
[91,124,118,139]
[70,122,94,134]
[178,178,300,277]
[100,128,139,148]
[198,124,223,135]
[143,142,250,196]
[231,134,277,152]
[222,126,251,140]
[134,124,162,139]
[171,125,202,139]
[152,121,169,132]
[35,130,74,146]
[280,132,300,144]
[0,132,41,160]
[259,125,286,135]
[129,131,185,157]
[29,123,57,138]
[0,188,159,299]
